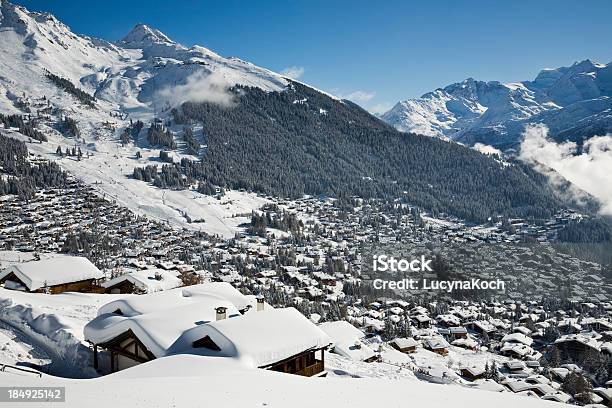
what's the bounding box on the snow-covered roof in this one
[318,321,374,362]
[391,337,418,349]
[424,337,450,350]
[84,298,241,357]
[461,365,485,377]
[331,340,376,362]
[0,256,103,291]
[172,307,331,368]
[97,282,252,317]
[452,338,479,349]
[501,332,533,346]
[101,269,182,293]
[554,333,601,351]
[85,282,328,368]
[318,321,365,345]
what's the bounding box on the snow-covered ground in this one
[3,128,268,238]
[0,288,127,378]
[0,0,288,238]
[0,354,567,408]
[0,287,567,407]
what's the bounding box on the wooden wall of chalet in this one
[0,273,103,294]
[97,330,156,373]
[104,280,136,294]
[43,279,103,294]
[265,348,325,377]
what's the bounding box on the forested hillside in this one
[165,82,571,223]
[0,134,67,199]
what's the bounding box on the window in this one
[192,335,221,351]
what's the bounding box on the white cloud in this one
[473,143,502,156]
[280,66,305,79]
[155,71,235,107]
[519,123,612,215]
[369,102,393,115]
[338,90,376,104]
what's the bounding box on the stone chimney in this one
[256,295,265,312]
[215,306,227,321]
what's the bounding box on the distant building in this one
[390,337,418,354]
[102,269,182,294]
[319,320,377,362]
[0,256,103,294]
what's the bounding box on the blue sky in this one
[15,0,612,113]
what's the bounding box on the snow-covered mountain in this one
[0,0,590,230]
[0,0,294,236]
[0,0,290,119]
[382,59,612,149]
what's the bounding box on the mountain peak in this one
[120,23,174,48]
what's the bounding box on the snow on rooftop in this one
[96,282,252,317]
[501,332,533,346]
[101,269,182,293]
[318,320,365,345]
[175,307,331,368]
[0,256,103,291]
[84,298,241,357]
[391,337,418,349]
[318,321,374,362]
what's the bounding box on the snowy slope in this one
[0,354,569,408]
[0,287,570,407]
[0,0,289,118]
[382,59,612,149]
[0,0,289,237]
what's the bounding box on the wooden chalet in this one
[390,337,417,354]
[0,256,104,294]
[84,283,330,376]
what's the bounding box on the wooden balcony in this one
[295,360,324,377]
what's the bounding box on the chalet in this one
[464,320,496,336]
[319,321,377,363]
[412,314,431,329]
[449,326,468,339]
[0,256,103,294]
[452,337,479,350]
[460,365,486,381]
[582,318,612,333]
[102,269,182,294]
[424,337,449,356]
[554,334,601,358]
[84,283,330,376]
[390,337,418,354]
[504,360,526,373]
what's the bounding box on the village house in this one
[0,255,104,294]
[102,268,182,294]
[554,333,602,359]
[460,365,486,381]
[84,283,331,376]
[390,337,418,354]
[423,337,449,356]
[319,320,377,363]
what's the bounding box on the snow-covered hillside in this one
[0,285,572,407]
[0,0,293,237]
[2,354,568,408]
[0,0,288,118]
[382,59,612,149]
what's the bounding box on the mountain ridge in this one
[0,0,598,229]
[382,59,612,150]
